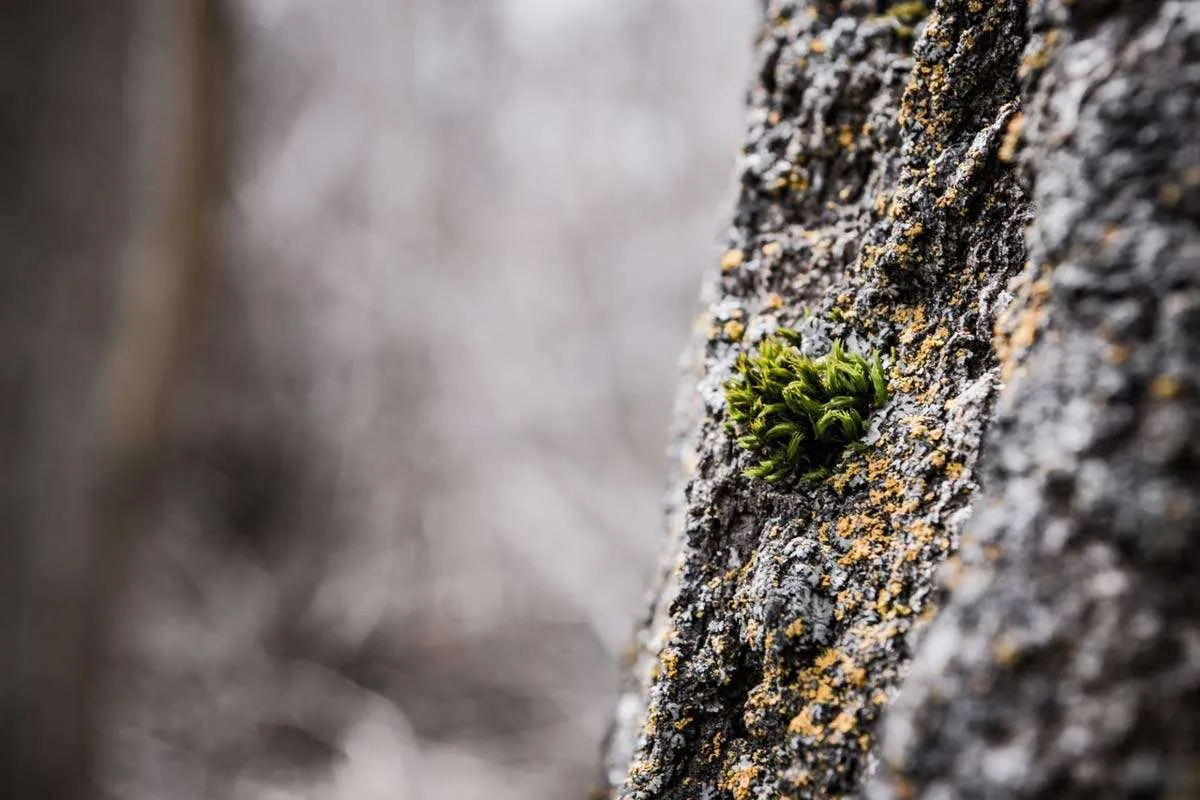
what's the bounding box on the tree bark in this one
[603,1,1200,798]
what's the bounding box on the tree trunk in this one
[603,1,1200,798]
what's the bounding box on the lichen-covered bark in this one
[603,0,1199,798]
[873,1,1200,797]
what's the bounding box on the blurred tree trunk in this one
[603,1,1200,798]
[1,1,221,797]
[1,2,133,797]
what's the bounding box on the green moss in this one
[724,330,889,483]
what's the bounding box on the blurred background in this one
[2,0,753,797]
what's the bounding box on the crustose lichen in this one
[723,329,889,483]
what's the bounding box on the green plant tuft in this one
[723,329,889,483]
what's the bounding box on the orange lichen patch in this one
[839,125,856,149]
[765,292,785,309]
[830,706,859,736]
[788,707,824,739]
[809,38,827,55]
[849,618,907,650]
[841,657,867,687]
[866,453,898,483]
[836,514,890,567]
[785,618,806,638]
[840,536,876,567]
[915,376,950,407]
[625,758,663,784]
[721,248,745,271]
[723,760,761,800]
[998,111,1024,163]
[908,520,935,547]
[811,681,836,705]
[1150,374,1183,400]
[880,588,914,618]
[902,415,932,439]
[834,591,853,622]
[815,648,841,672]
[866,480,900,508]
[785,646,881,749]
[935,184,961,209]
[749,671,783,708]
[660,648,680,680]
[894,305,928,345]
[1018,29,1061,80]
[763,241,783,258]
[724,319,746,342]
[829,458,864,493]
[914,325,949,367]
[994,263,1053,385]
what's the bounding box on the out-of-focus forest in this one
[1,0,753,797]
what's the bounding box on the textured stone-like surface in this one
[604,0,1199,797]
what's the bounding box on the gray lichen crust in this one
[603,0,1200,798]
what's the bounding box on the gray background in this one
[103,1,755,798]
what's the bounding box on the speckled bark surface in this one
[603,1,1199,798]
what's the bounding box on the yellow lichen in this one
[998,111,1024,163]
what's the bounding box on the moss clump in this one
[724,330,889,483]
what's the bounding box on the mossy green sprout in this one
[723,329,889,483]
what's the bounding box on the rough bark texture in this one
[603,1,1199,798]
